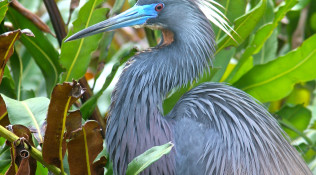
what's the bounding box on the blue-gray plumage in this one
[65,0,312,174]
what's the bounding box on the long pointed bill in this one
[65,4,158,42]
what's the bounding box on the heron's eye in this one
[155,3,164,12]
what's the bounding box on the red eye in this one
[155,3,164,12]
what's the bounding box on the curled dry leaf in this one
[42,81,85,172]
[0,29,34,84]
[5,126,37,175]
[10,0,54,36]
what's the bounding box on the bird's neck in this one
[106,20,214,174]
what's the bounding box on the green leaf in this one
[36,162,49,175]
[0,94,49,143]
[80,45,136,119]
[10,51,23,100]
[211,47,236,82]
[0,0,8,23]
[7,7,63,95]
[214,0,247,41]
[225,0,298,83]
[291,0,310,11]
[60,0,109,82]
[126,142,173,175]
[0,66,16,99]
[253,29,278,65]
[0,145,10,172]
[234,34,316,102]
[111,0,127,15]
[216,0,267,53]
[276,104,312,139]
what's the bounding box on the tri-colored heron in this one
[65,0,311,174]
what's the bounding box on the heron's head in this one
[65,0,232,42]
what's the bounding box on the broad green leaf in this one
[19,52,45,97]
[7,7,63,95]
[0,0,8,23]
[214,0,247,41]
[234,34,316,102]
[216,0,267,53]
[253,0,275,29]
[211,47,236,82]
[226,0,299,83]
[253,29,278,65]
[276,104,311,139]
[60,0,109,82]
[0,145,10,172]
[0,94,49,143]
[126,142,173,175]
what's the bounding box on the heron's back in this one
[168,82,311,175]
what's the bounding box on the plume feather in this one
[195,0,235,39]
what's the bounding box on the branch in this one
[0,125,66,175]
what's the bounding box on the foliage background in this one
[0,0,316,174]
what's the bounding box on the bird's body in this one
[66,0,312,174]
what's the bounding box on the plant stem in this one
[0,125,66,175]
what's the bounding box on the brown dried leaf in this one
[16,157,30,175]
[0,95,9,126]
[0,29,33,84]
[92,156,107,175]
[12,126,37,175]
[5,135,36,175]
[67,121,103,175]
[42,81,84,170]
[65,110,82,139]
[5,147,17,175]
[11,0,53,35]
